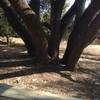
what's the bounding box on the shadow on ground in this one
[0,43,100,100]
[0,60,100,100]
[0,45,28,59]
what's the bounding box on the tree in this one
[0,0,100,71]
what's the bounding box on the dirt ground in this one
[0,38,100,100]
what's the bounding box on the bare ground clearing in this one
[0,38,100,100]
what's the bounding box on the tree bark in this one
[9,0,49,61]
[60,0,86,38]
[61,0,100,70]
[60,0,77,36]
[48,0,65,62]
[29,0,40,16]
[0,0,35,56]
[74,0,86,25]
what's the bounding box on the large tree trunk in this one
[9,0,49,61]
[48,0,65,62]
[0,0,35,56]
[61,0,100,71]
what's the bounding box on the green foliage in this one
[40,0,50,22]
[0,8,17,37]
[40,0,69,22]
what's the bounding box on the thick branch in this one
[0,0,35,56]
[48,0,65,60]
[61,0,100,69]
[9,0,49,60]
[83,11,100,44]
[74,0,86,25]
[50,0,66,34]
[60,0,86,37]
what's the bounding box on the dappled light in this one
[0,0,100,99]
[0,59,100,99]
[0,37,28,59]
[0,38,100,99]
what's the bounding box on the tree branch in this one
[29,0,40,16]
[0,0,35,56]
[61,0,100,69]
[74,0,86,25]
[60,0,86,38]
[60,0,77,37]
[48,0,66,60]
[9,0,49,60]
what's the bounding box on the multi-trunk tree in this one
[0,0,100,71]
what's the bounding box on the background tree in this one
[0,0,100,71]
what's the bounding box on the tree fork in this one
[48,0,65,62]
[61,1,100,70]
[60,0,77,37]
[9,0,49,61]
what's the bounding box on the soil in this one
[0,38,100,100]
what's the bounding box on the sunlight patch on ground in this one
[84,45,100,56]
